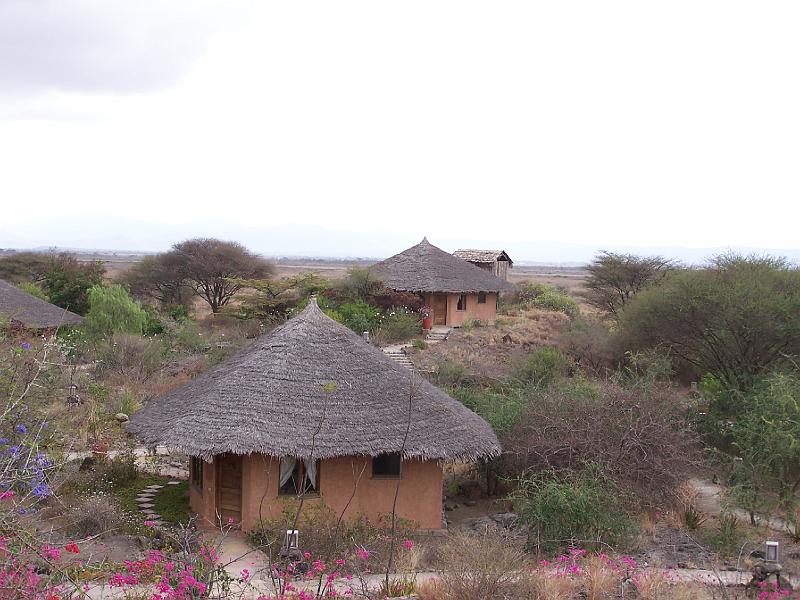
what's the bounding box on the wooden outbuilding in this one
[453,249,514,281]
[372,238,514,327]
[127,298,500,532]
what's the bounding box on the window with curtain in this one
[278,457,320,495]
[457,294,467,311]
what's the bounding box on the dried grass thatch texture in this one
[452,249,513,266]
[127,298,500,461]
[0,279,84,328]
[372,238,515,293]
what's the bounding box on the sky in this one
[1,0,798,262]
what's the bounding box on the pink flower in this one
[402,539,414,551]
[63,542,80,554]
[0,490,14,500]
[355,548,370,561]
[143,520,157,527]
[241,569,250,581]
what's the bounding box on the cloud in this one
[0,0,224,97]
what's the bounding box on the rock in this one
[170,461,183,469]
[750,550,766,560]
[490,512,518,528]
[138,503,155,509]
[467,516,500,532]
[115,413,129,423]
[464,500,477,507]
[78,456,96,472]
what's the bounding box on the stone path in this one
[134,481,182,527]
[689,478,794,534]
[66,445,189,480]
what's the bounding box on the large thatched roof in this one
[372,238,515,293]
[127,298,500,461]
[0,280,84,329]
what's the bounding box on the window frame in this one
[278,459,321,497]
[190,457,204,493]
[372,453,402,479]
[477,292,487,304]
[456,293,467,311]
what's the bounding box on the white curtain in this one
[279,457,296,487]
[304,459,318,490]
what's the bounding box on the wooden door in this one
[216,454,242,526]
[433,294,447,326]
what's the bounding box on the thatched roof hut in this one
[127,298,500,462]
[0,280,84,329]
[372,238,515,293]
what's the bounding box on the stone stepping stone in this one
[138,503,155,509]
[166,481,181,486]
[144,485,163,490]
[142,510,161,517]
[136,494,154,501]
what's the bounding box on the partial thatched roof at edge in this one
[371,238,515,293]
[127,298,501,461]
[0,280,84,329]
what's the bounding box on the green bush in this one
[96,333,167,382]
[449,386,526,436]
[514,347,573,387]
[375,306,421,343]
[328,300,382,335]
[515,282,580,316]
[85,284,148,339]
[514,464,634,554]
[18,281,48,300]
[412,339,428,350]
[435,360,470,387]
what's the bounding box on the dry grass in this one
[412,308,571,379]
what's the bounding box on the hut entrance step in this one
[382,348,415,371]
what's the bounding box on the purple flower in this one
[18,507,27,515]
[0,438,8,445]
[15,424,26,434]
[31,483,51,498]
[20,342,31,351]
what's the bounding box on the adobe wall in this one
[201,454,445,532]
[445,292,497,327]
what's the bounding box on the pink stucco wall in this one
[445,292,497,327]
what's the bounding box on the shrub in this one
[505,379,699,503]
[557,317,617,375]
[66,493,123,538]
[514,464,635,554]
[375,306,422,343]
[330,300,382,335]
[434,360,470,387]
[85,284,148,339]
[412,339,428,350]
[449,386,526,436]
[513,347,573,387]
[96,333,167,382]
[41,253,105,315]
[508,281,580,316]
[435,530,526,600]
[18,281,48,300]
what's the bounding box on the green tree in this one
[41,254,105,315]
[84,284,148,338]
[121,253,190,309]
[0,252,54,284]
[584,251,674,317]
[619,254,800,388]
[171,238,274,313]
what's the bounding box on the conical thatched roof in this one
[0,280,84,329]
[372,238,515,293]
[127,298,500,461]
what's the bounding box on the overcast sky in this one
[1,0,798,262]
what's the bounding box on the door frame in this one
[432,293,448,326]
[215,453,243,527]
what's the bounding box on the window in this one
[279,457,320,495]
[372,453,402,478]
[456,294,467,311]
[478,292,487,304]
[190,457,203,491]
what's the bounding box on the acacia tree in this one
[122,253,189,307]
[619,254,800,389]
[583,251,674,317]
[172,238,274,313]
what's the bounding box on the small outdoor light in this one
[66,384,82,406]
[765,541,779,563]
[284,529,299,551]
